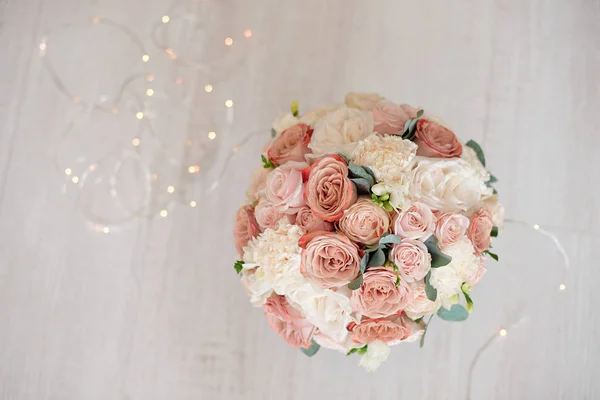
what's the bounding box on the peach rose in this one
[351,266,413,318]
[390,239,431,282]
[295,207,333,232]
[414,119,462,158]
[467,256,487,286]
[303,155,357,222]
[435,212,470,249]
[263,294,316,349]
[233,205,260,257]
[348,315,411,344]
[468,208,493,254]
[264,161,307,214]
[267,123,313,166]
[372,100,412,135]
[299,231,363,288]
[404,282,441,320]
[337,198,391,246]
[254,199,289,230]
[393,202,435,240]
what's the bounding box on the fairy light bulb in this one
[225,37,233,46]
[225,100,233,107]
[142,54,150,62]
[499,329,507,337]
[533,224,540,230]
[243,29,252,37]
[64,168,72,176]
[190,201,197,207]
[162,15,170,23]
[208,131,216,140]
[147,74,154,82]
[160,209,168,218]
[71,176,79,184]
[136,112,144,120]
[204,84,213,92]
[132,138,140,146]
[146,88,154,96]
[102,226,110,234]
[167,185,175,193]
[559,284,566,291]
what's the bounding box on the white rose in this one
[298,103,342,126]
[404,282,441,320]
[429,265,463,309]
[359,340,390,372]
[352,134,417,184]
[345,92,383,110]
[309,105,374,158]
[482,194,505,229]
[408,158,487,212]
[461,146,491,184]
[288,283,356,342]
[271,112,299,135]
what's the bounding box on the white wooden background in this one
[1,0,599,399]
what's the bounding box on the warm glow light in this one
[92,17,100,23]
[225,37,233,46]
[190,201,197,207]
[142,54,150,62]
[152,174,158,181]
[102,226,110,234]
[243,29,252,38]
[232,146,239,153]
[225,100,233,107]
[533,224,540,230]
[146,88,154,96]
[167,185,175,193]
[72,176,79,183]
[132,138,140,146]
[175,77,183,85]
[165,48,177,60]
[39,43,47,51]
[160,209,168,217]
[559,284,566,291]
[499,329,507,337]
[204,84,213,92]
[147,74,154,82]
[64,168,72,176]
[112,107,119,114]
[73,96,81,104]
[136,112,144,120]
[162,15,170,23]
[188,165,200,173]
[89,164,97,171]
[185,139,192,147]
[208,131,216,140]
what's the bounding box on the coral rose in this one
[393,202,435,240]
[337,198,391,246]
[267,123,312,166]
[303,155,357,222]
[468,208,494,254]
[263,294,316,349]
[233,205,260,257]
[295,207,334,233]
[264,161,307,214]
[390,239,431,282]
[351,266,413,318]
[414,119,462,158]
[349,315,411,344]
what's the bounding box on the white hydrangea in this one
[242,220,308,298]
[352,134,417,184]
[359,340,390,372]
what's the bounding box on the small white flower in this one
[352,134,417,184]
[272,112,299,136]
[359,340,390,372]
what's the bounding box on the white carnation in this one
[240,269,272,306]
[242,220,308,297]
[308,105,373,158]
[288,283,356,342]
[445,237,479,282]
[429,266,463,309]
[408,158,488,212]
[359,340,390,372]
[352,134,417,184]
[272,112,299,135]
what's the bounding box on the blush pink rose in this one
[435,212,470,248]
[372,100,412,135]
[267,123,313,166]
[263,294,316,349]
[264,161,307,214]
[467,256,487,286]
[295,207,334,232]
[468,208,494,254]
[299,231,363,288]
[351,266,413,318]
[414,119,462,158]
[254,199,289,230]
[337,198,391,246]
[233,205,260,257]
[303,155,357,222]
[394,202,436,240]
[348,315,412,344]
[390,239,431,282]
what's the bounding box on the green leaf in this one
[463,289,474,313]
[488,174,498,183]
[362,166,376,181]
[271,128,277,138]
[416,109,424,118]
[490,226,499,238]
[234,260,244,274]
[465,140,486,167]
[424,236,452,268]
[348,274,364,290]
[437,304,469,322]
[261,154,275,169]
[359,253,369,274]
[424,272,437,301]
[300,339,320,357]
[368,248,386,267]
[351,178,372,194]
[484,250,499,262]
[419,316,433,348]
[382,202,394,212]
[379,233,402,246]
[336,153,350,164]
[348,164,375,186]
[346,344,368,356]
[493,188,498,195]
[392,263,401,286]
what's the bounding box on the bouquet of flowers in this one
[233,93,504,371]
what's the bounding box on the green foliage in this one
[234,260,244,274]
[424,236,452,268]
[300,339,320,357]
[347,344,368,356]
[437,304,469,322]
[261,154,275,169]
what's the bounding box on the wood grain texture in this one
[1,0,599,399]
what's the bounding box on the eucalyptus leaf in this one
[336,153,350,164]
[424,236,452,268]
[362,166,376,181]
[379,233,402,246]
[416,109,424,118]
[493,188,498,195]
[348,164,375,186]
[437,304,469,322]
[360,253,369,274]
[368,248,386,267]
[488,174,498,183]
[271,128,277,138]
[351,178,372,194]
[465,140,486,167]
[491,226,499,238]
[484,250,499,262]
[425,275,438,301]
[300,339,320,357]
[348,274,364,290]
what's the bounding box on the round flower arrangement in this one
[233,94,504,371]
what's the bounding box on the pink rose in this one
[337,198,391,246]
[254,199,289,230]
[372,100,413,135]
[264,161,307,214]
[468,208,494,254]
[303,155,357,222]
[435,212,470,248]
[263,294,316,349]
[390,239,431,282]
[299,231,363,288]
[348,314,423,344]
[393,202,435,240]
[295,207,333,232]
[233,205,260,257]
[414,119,462,158]
[351,266,413,318]
[467,256,487,286]
[267,123,313,166]
[404,282,441,320]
